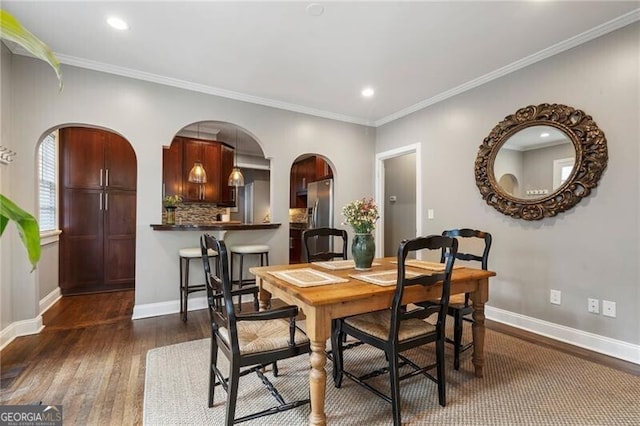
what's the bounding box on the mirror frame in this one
[475,103,608,220]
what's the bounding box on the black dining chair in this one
[200,233,311,425]
[331,235,458,426]
[424,228,492,370]
[302,227,348,263]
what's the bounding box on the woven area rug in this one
[144,330,640,425]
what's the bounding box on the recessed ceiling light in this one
[107,16,129,30]
[361,87,375,98]
[306,3,325,17]
[540,132,550,138]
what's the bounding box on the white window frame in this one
[553,157,574,190]
[38,130,61,245]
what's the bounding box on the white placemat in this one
[312,259,381,270]
[349,269,423,286]
[268,268,349,287]
[390,259,463,271]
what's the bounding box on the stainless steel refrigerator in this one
[306,178,334,254]
[243,180,270,224]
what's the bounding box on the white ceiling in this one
[3,1,639,127]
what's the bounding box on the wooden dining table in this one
[250,258,496,426]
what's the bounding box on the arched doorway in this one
[288,153,334,263]
[57,126,137,295]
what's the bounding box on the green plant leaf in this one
[0,9,62,89]
[0,194,41,270]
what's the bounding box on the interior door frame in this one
[374,143,422,258]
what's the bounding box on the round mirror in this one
[475,103,607,220]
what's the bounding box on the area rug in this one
[144,331,640,425]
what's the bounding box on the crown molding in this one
[374,9,640,127]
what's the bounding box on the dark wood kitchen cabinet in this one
[163,137,235,205]
[59,127,137,295]
[289,156,333,208]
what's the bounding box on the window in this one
[38,131,58,232]
[552,157,574,190]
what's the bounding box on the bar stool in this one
[229,244,270,311]
[179,246,217,321]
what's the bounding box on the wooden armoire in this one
[59,127,137,295]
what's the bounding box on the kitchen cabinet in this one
[59,127,137,295]
[289,228,303,263]
[289,156,333,208]
[163,137,235,205]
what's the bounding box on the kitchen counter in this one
[289,222,308,230]
[150,222,281,231]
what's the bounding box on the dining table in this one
[250,257,496,426]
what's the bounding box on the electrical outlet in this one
[550,289,561,305]
[587,298,599,314]
[602,300,616,318]
[427,209,434,219]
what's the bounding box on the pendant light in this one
[187,123,207,200]
[228,128,245,187]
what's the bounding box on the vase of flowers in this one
[342,197,379,270]
[163,195,182,225]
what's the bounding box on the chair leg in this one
[331,322,344,388]
[453,311,463,370]
[238,254,244,312]
[209,337,218,408]
[179,256,185,321]
[389,349,402,426]
[436,337,447,407]
[225,359,240,426]
[183,258,190,321]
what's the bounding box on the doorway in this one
[375,144,421,258]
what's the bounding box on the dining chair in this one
[302,227,348,262]
[200,233,311,425]
[331,235,458,426]
[428,228,492,370]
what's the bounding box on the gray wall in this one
[376,23,639,347]
[1,52,375,326]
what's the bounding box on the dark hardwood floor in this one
[0,290,209,425]
[1,290,637,425]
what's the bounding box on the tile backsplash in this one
[289,208,308,223]
[163,204,229,225]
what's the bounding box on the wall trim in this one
[39,287,62,314]
[486,305,640,365]
[131,296,207,320]
[0,316,44,351]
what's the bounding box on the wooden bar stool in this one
[229,244,269,311]
[179,247,217,321]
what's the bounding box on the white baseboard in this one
[486,305,640,365]
[131,296,207,319]
[39,287,62,314]
[0,316,44,351]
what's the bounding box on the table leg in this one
[308,340,327,426]
[257,278,271,311]
[470,277,489,378]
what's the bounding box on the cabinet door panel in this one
[59,188,103,294]
[60,128,104,189]
[220,144,235,205]
[202,142,221,202]
[163,137,183,197]
[106,133,137,190]
[104,191,136,287]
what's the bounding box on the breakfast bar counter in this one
[150,222,281,231]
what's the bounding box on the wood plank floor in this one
[0,290,210,425]
[1,291,637,425]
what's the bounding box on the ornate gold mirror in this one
[475,103,607,220]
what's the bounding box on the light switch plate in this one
[602,300,616,318]
[550,289,561,305]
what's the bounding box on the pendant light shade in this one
[188,161,207,183]
[228,167,245,187]
[228,128,245,187]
